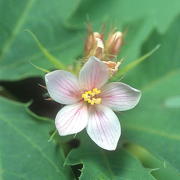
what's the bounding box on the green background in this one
[0,0,180,179]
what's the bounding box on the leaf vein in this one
[0,0,36,61]
[0,116,61,174]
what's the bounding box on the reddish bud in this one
[105,31,123,60]
[84,32,104,59]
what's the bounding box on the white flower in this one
[45,56,141,150]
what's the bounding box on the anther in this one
[82,88,102,105]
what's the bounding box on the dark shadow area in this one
[71,164,83,180]
[68,139,81,149]
[0,77,62,118]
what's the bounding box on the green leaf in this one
[66,0,180,63]
[0,0,82,80]
[65,135,155,180]
[122,70,180,179]
[164,96,180,109]
[111,45,160,81]
[29,61,50,73]
[125,143,180,180]
[0,97,72,179]
[67,0,180,33]
[123,15,180,88]
[26,30,66,70]
[119,16,180,177]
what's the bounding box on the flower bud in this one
[84,32,103,57]
[94,37,104,59]
[105,31,123,60]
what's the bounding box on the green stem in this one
[111,45,160,81]
[25,29,66,70]
[48,129,57,142]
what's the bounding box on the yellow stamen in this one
[81,88,102,105]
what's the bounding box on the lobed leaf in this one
[0,97,73,180]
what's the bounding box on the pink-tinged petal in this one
[55,102,88,136]
[45,70,81,104]
[101,82,141,111]
[86,105,121,151]
[79,56,109,90]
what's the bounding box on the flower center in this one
[82,88,102,105]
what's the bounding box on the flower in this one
[45,56,141,150]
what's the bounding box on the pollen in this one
[82,88,102,105]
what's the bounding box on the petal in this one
[86,105,121,150]
[55,102,88,136]
[79,56,109,90]
[101,82,141,111]
[45,70,81,104]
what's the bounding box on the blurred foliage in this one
[0,0,180,179]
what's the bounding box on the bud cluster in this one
[84,29,123,75]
